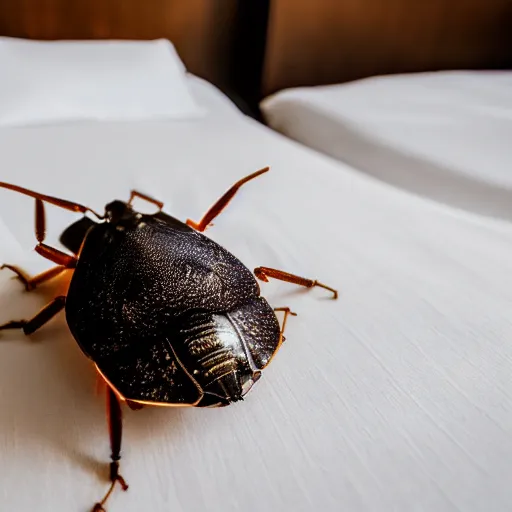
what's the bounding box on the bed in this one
[258,0,512,222]
[1,4,512,512]
[261,70,512,221]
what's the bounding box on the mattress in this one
[0,74,511,512]
[260,71,512,222]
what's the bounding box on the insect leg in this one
[127,190,164,210]
[1,264,69,291]
[31,198,77,268]
[35,198,46,242]
[0,296,66,335]
[35,244,77,268]
[255,267,338,299]
[93,387,129,512]
[273,307,298,341]
[1,194,77,288]
[186,166,269,232]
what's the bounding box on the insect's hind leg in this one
[0,296,66,335]
[255,267,338,299]
[274,307,297,341]
[93,387,129,512]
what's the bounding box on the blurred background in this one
[1,0,511,116]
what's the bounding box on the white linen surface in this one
[260,71,512,222]
[0,75,511,512]
[0,37,204,127]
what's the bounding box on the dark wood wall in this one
[263,0,512,96]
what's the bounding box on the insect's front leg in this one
[2,197,77,290]
[32,198,77,265]
[92,387,129,512]
[186,166,269,232]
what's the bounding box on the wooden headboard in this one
[263,0,512,96]
[0,0,238,91]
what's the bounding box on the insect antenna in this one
[0,181,104,219]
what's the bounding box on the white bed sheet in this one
[260,71,512,222]
[0,74,511,512]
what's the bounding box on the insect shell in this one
[61,201,282,409]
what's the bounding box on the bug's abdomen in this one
[175,312,253,406]
[175,297,281,407]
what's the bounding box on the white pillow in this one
[0,37,205,127]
